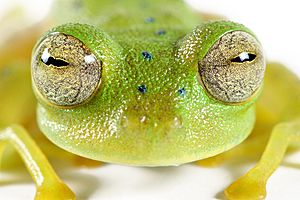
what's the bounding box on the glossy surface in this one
[0,0,300,199]
[32,1,264,166]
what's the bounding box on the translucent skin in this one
[1,1,299,200]
[32,2,259,166]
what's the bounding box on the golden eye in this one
[199,31,266,103]
[32,33,102,107]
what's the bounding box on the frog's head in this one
[31,21,265,166]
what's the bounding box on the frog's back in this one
[51,0,202,30]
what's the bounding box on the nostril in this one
[173,116,183,129]
[139,115,147,123]
[120,116,128,128]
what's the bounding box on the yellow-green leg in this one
[225,119,300,200]
[0,125,75,200]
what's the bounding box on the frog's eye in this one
[32,33,102,107]
[199,31,265,103]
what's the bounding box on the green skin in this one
[32,0,262,166]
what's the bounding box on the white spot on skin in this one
[140,116,146,123]
[84,54,97,64]
[173,117,183,128]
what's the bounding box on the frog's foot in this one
[224,119,300,200]
[0,125,75,200]
[35,181,75,200]
[225,171,266,200]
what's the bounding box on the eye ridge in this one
[231,52,256,63]
[41,56,69,67]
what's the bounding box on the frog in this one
[0,0,299,199]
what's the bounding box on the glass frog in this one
[0,0,299,199]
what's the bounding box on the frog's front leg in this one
[225,119,300,200]
[0,125,75,200]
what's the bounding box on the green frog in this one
[0,0,299,199]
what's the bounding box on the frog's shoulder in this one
[255,62,300,127]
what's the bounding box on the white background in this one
[0,0,300,200]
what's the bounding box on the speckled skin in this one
[31,0,263,166]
